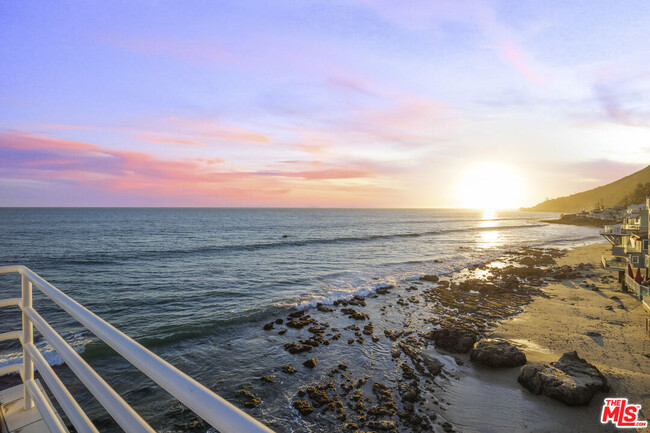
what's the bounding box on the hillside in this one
[525,164,650,213]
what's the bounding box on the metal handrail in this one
[0,265,274,433]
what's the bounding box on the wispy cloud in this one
[492,44,546,85]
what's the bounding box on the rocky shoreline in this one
[230,245,615,433]
[541,214,619,227]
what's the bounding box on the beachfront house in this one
[601,197,650,309]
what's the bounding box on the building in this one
[601,197,650,310]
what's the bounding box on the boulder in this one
[518,351,607,405]
[303,358,317,368]
[470,338,526,367]
[428,326,477,353]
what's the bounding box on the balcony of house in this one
[621,222,642,232]
[601,255,627,271]
[601,224,622,235]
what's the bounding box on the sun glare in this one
[458,162,525,210]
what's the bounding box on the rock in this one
[518,351,608,405]
[420,275,439,283]
[317,304,334,312]
[428,326,477,353]
[400,362,415,379]
[278,329,287,335]
[586,331,601,337]
[384,329,405,341]
[470,338,526,368]
[282,365,297,374]
[286,316,315,328]
[275,318,283,324]
[363,322,374,335]
[284,342,312,354]
[303,358,317,368]
[366,420,397,431]
[421,353,444,376]
[263,321,275,330]
[293,400,313,415]
[305,386,331,406]
[341,308,369,320]
[261,375,275,383]
[338,363,348,370]
[376,285,393,295]
[442,422,454,432]
[391,348,401,358]
[605,305,614,311]
[236,390,261,408]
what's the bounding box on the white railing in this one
[0,265,274,433]
[624,272,643,300]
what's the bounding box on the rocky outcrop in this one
[470,338,526,367]
[518,351,608,405]
[427,326,477,353]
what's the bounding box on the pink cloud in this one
[0,132,388,206]
[296,144,330,155]
[167,117,271,144]
[134,136,204,146]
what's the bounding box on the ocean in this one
[0,208,602,431]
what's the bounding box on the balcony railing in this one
[621,223,642,232]
[0,265,274,433]
[601,255,627,271]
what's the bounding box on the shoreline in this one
[491,242,650,420]
[237,240,639,432]
[2,240,646,432]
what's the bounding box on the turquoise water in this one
[0,208,601,431]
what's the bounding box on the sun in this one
[457,162,525,210]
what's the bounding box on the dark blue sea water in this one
[0,208,602,431]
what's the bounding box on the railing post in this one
[21,274,34,409]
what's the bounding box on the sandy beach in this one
[493,242,650,422]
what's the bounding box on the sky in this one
[1,0,649,208]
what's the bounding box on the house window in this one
[644,240,649,251]
[632,256,639,264]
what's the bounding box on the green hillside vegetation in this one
[525,164,650,213]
